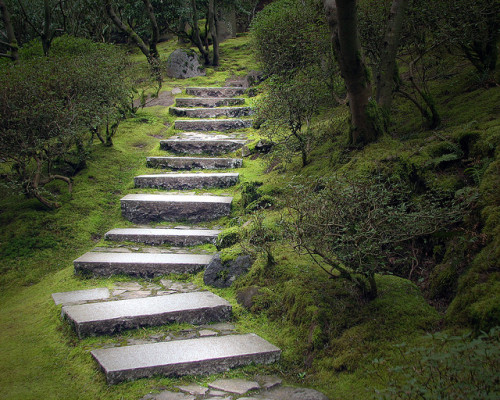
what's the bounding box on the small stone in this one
[207,390,228,396]
[112,289,126,296]
[209,379,260,395]
[147,391,195,400]
[161,279,173,288]
[177,384,208,396]
[113,282,142,291]
[199,329,218,337]
[171,87,182,95]
[202,323,236,331]
[238,398,260,400]
[262,387,329,400]
[256,375,282,390]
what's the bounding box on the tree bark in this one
[142,0,159,60]
[323,0,383,147]
[0,0,18,61]
[191,0,211,65]
[375,0,409,110]
[208,0,219,66]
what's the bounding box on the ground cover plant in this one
[0,1,499,399]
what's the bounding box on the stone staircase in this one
[52,85,280,386]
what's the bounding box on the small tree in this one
[284,176,463,299]
[0,38,130,208]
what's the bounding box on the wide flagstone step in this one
[134,172,239,190]
[121,194,232,223]
[175,97,245,108]
[146,156,243,170]
[185,87,246,98]
[74,251,213,277]
[175,119,253,132]
[91,333,281,384]
[62,291,231,338]
[169,107,253,118]
[160,136,246,155]
[105,227,221,246]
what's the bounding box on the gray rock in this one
[134,172,239,190]
[62,291,231,338]
[120,194,233,224]
[209,378,260,395]
[257,387,329,400]
[185,87,246,98]
[175,98,245,108]
[91,333,281,384]
[142,391,195,400]
[175,119,253,132]
[105,227,221,246]
[236,286,264,310]
[146,156,243,170]
[199,329,217,337]
[177,384,209,396]
[166,49,205,79]
[256,375,283,390]
[171,87,182,95]
[52,288,110,305]
[204,254,253,288]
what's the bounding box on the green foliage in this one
[216,226,241,250]
[373,328,500,400]
[0,37,130,208]
[284,175,466,299]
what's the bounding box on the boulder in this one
[204,254,253,288]
[166,49,205,79]
[236,286,264,310]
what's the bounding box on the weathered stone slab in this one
[105,228,221,246]
[185,87,246,98]
[160,139,246,155]
[255,387,329,400]
[146,157,243,170]
[209,379,260,395]
[134,172,239,190]
[169,107,253,118]
[121,194,233,223]
[62,291,231,338]
[91,333,281,384]
[142,391,195,400]
[175,119,252,132]
[74,251,213,277]
[52,288,110,305]
[177,384,209,396]
[175,98,245,108]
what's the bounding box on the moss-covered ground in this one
[0,33,499,399]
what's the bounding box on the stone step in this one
[134,172,239,190]
[175,119,252,132]
[175,98,245,108]
[91,333,281,384]
[105,228,221,246]
[146,156,243,170]
[169,107,253,118]
[74,251,213,277]
[185,87,246,98]
[62,291,231,338]
[161,139,246,155]
[121,194,232,223]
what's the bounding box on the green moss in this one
[216,226,241,250]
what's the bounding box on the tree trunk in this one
[323,0,383,147]
[208,0,219,66]
[191,0,211,65]
[376,0,409,111]
[0,0,19,61]
[41,0,52,56]
[142,0,159,59]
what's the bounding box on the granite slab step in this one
[121,194,232,223]
[62,291,231,338]
[160,139,246,155]
[134,172,239,190]
[91,333,281,384]
[105,228,221,246]
[52,288,110,305]
[185,87,246,98]
[146,156,243,170]
[169,107,253,118]
[175,119,252,132]
[74,251,213,277]
[175,98,245,108]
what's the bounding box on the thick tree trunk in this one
[376,0,409,110]
[41,0,52,56]
[0,0,19,61]
[208,0,219,66]
[323,0,383,147]
[142,0,159,60]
